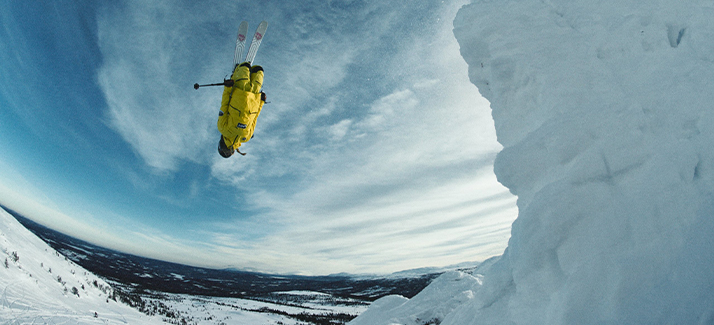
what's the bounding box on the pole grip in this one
[193,79,234,90]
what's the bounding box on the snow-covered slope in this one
[0,207,163,324]
[349,270,483,325]
[350,0,714,324]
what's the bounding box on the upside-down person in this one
[216,62,266,157]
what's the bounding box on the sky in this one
[0,0,517,275]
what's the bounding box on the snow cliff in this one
[350,0,714,324]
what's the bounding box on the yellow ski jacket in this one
[217,64,265,150]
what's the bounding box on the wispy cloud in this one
[96,1,227,172]
[86,0,517,274]
[207,169,517,274]
[194,2,516,274]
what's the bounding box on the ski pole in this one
[193,79,234,90]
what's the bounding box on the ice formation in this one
[350,0,714,324]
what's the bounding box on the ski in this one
[245,21,268,64]
[232,21,249,68]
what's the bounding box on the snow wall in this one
[350,0,714,324]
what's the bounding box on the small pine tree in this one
[4,258,8,269]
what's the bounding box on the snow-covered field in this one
[118,290,367,325]
[350,0,714,324]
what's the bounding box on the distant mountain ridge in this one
[3,205,440,302]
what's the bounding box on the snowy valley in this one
[1,205,445,325]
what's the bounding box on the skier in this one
[216,62,266,158]
[194,20,268,157]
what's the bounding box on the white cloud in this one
[356,89,419,134]
[328,119,353,141]
[87,0,517,274]
[197,1,516,274]
[204,168,516,274]
[96,2,225,172]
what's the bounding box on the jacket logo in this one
[237,123,247,129]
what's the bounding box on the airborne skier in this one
[216,62,266,157]
[195,21,268,158]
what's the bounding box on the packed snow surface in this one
[350,0,714,324]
